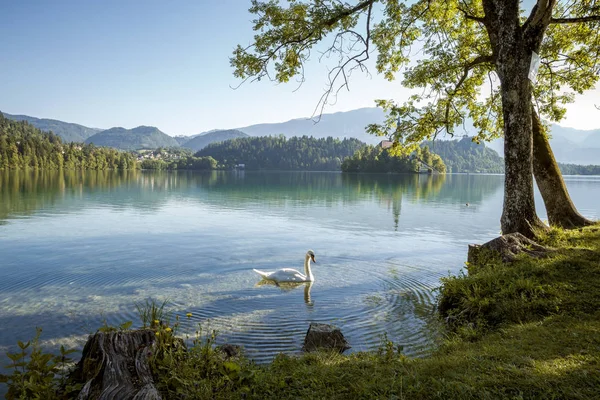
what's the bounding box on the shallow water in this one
[0,170,598,368]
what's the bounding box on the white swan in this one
[253,250,317,283]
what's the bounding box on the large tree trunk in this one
[484,0,546,238]
[531,107,594,228]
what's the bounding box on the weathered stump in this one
[70,330,162,400]
[468,232,555,264]
[302,323,350,353]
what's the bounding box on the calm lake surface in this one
[1,170,599,367]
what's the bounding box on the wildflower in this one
[186,313,192,318]
[154,319,160,325]
[165,327,172,333]
[155,332,160,336]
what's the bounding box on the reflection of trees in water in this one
[434,174,503,204]
[342,173,448,230]
[0,169,140,221]
[0,170,503,226]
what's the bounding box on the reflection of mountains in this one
[0,171,503,223]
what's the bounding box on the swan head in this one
[306,250,316,263]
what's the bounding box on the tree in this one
[531,107,594,227]
[231,0,600,237]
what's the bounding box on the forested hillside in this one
[2,112,102,142]
[196,135,364,170]
[426,137,600,175]
[0,113,137,170]
[422,138,504,173]
[341,145,446,173]
[181,129,248,151]
[85,126,179,150]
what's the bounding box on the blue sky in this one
[1,0,598,135]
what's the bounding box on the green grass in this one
[3,226,600,399]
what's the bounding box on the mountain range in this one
[2,108,599,164]
[1,112,102,142]
[182,129,248,152]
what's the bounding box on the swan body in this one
[254,250,316,283]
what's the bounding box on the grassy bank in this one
[152,226,600,399]
[2,227,599,399]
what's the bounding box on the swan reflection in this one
[255,280,314,305]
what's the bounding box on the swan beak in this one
[311,256,316,263]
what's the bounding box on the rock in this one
[218,344,242,359]
[468,232,555,264]
[69,329,162,400]
[302,323,350,353]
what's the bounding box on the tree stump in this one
[468,232,555,264]
[302,323,350,353]
[69,330,162,400]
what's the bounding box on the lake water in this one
[0,170,599,369]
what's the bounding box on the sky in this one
[1,0,599,135]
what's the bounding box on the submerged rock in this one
[302,323,350,353]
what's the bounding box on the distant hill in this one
[0,113,137,170]
[486,125,600,164]
[235,108,385,144]
[423,138,505,173]
[172,135,190,146]
[181,129,248,152]
[85,126,179,150]
[1,112,102,143]
[196,135,365,170]
[4,108,599,163]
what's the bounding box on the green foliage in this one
[136,298,171,329]
[2,112,101,143]
[196,135,364,170]
[232,1,600,150]
[341,144,446,173]
[557,162,600,175]
[0,328,80,400]
[150,324,254,398]
[424,137,504,173]
[0,115,138,170]
[140,158,169,170]
[169,155,218,170]
[438,226,600,337]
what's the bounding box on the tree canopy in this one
[232,0,600,236]
[341,144,446,173]
[232,0,599,146]
[196,135,365,170]
[0,113,137,170]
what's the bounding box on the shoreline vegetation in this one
[2,226,599,399]
[3,113,600,175]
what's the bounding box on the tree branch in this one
[313,2,374,121]
[444,54,494,135]
[457,3,485,24]
[550,15,600,24]
[323,0,376,27]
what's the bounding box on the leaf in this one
[6,352,23,362]
[223,361,241,373]
[120,321,133,331]
[17,340,30,350]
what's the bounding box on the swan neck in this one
[304,256,314,281]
